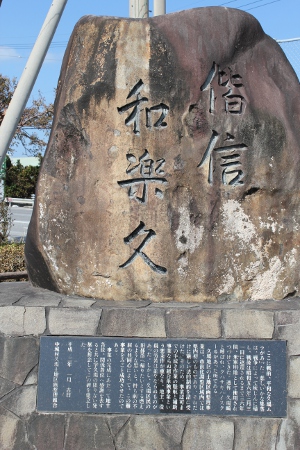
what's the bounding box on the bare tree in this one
[0,74,54,155]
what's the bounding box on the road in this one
[9,205,33,242]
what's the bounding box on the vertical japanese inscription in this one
[117,81,170,275]
[117,80,169,135]
[119,221,167,274]
[118,150,167,203]
[199,62,248,186]
[39,337,287,417]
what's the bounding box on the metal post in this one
[154,0,166,16]
[129,0,149,18]
[0,0,68,168]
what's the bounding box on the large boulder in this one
[25,7,300,302]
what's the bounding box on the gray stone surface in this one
[166,309,221,338]
[0,306,45,335]
[150,302,199,308]
[0,377,16,399]
[23,366,38,386]
[276,311,300,355]
[182,417,234,450]
[0,405,31,450]
[288,357,300,398]
[93,299,151,308]
[28,414,66,450]
[0,337,38,384]
[0,306,24,335]
[24,306,46,335]
[243,298,300,310]
[223,310,274,338]
[61,297,96,308]
[107,415,130,438]
[48,308,102,335]
[289,399,300,425]
[0,282,36,305]
[234,418,280,450]
[65,415,115,450]
[115,416,186,450]
[276,418,299,450]
[155,417,188,446]
[15,290,62,307]
[93,300,151,308]
[0,385,37,418]
[101,308,166,337]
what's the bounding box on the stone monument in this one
[26,8,300,302]
[25,7,300,303]
[2,7,300,449]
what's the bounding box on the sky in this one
[0,0,299,156]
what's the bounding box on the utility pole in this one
[0,0,68,169]
[129,0,149,18]
[154,0,166,16]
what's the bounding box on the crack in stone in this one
[22,364,38,386]
[275,419,283,449]
[220,309,225,338]
[12,295,25,305]
[44,307,51,335]
[165,309,171,337]
[92,272,111,278]
[113,415,131,440]
[105,417,117,450]
[180,417,189,449]
[138,302,152,309]
[0,404,22,421]
[0,373,21,388]
[63,415,70,450]
[96,310,103,336]
[273,312,279,340]
[0,385,19,404]
[232,419,237,450]
[23,307,26,334]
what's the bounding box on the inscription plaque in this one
[37,337,286,417]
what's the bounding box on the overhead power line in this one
[0,42,67,49]
[235,0,265,8]
[244,0,281,11]
[220,0,239,5]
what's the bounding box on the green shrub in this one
[4,156,40,198]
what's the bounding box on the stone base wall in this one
[0,282,300,449]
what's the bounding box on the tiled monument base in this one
[0,282,300,450]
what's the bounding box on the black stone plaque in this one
[37,337,287,417]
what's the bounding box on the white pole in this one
[154,0,166,16]
[129,0,149,18]
[0,0,68,168]
[129,0,135,18]
[137,0,149,18]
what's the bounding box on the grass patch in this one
[0,243,26,273]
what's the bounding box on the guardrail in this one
[0,271,28,281]
[5,197,35,207]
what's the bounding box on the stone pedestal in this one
[0,282,299,449]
